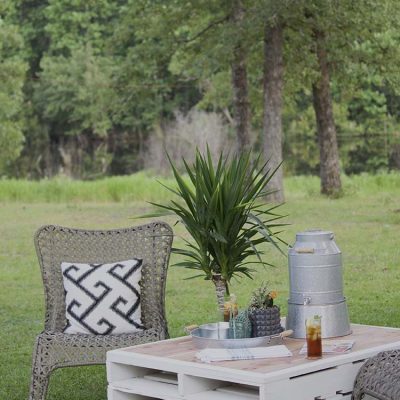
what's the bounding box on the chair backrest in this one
[34,222,173,334]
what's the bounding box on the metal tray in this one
[190,324,292,349]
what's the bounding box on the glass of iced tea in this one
[305,315,322,359]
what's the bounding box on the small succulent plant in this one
[249,283,277,309]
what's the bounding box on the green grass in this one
[1,173,400,399]
[1,171,400,203]
[0,171,173,203]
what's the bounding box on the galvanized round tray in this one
[190,323,292,349]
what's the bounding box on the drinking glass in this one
[305,315,322,359]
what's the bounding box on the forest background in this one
[2,0,400,198]
[2,2,400,398]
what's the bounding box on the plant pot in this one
[249,306,283,337]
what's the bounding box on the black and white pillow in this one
[61,259,145,335]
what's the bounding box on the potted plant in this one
[151,147,286,313]
[248,283,282,337]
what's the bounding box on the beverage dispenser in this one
[286,230,351,338]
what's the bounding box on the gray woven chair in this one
[352,349,400,400]
[28,222,173,400]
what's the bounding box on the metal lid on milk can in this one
[289,229,341,256]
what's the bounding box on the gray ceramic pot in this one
[249,306,282,337]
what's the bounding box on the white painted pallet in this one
[107,323,400,400]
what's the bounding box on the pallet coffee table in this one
[107,324,400,400]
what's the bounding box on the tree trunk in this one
[390,143,400,170]
[231,0,251,153]
[212,274,228,314]
[263,22,285,203]
[58,135,84,178]
[312,29,342,196]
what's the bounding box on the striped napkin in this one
[196,345,292,363]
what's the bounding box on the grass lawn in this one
[1,173,400,399]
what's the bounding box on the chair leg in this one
[28,336,53,400]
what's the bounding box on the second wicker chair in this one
[352,349,400,400]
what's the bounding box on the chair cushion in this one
[61,259,145,334]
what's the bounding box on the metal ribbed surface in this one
[286,230,351,338]
[288,254,344,305]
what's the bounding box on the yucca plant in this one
[151,147,286,313]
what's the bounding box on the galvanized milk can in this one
[286,230,351,338]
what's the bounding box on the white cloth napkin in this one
[196,345,292,363]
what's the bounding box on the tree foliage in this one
[1,0,400,179]
[35,45,115,137]
[0,8,27,175]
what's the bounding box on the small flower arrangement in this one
[249,283,278,309]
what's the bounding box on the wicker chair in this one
[28,222,173,400]
[352,349,400,400]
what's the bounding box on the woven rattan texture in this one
[352,350,400,400]
[28,222,173,400]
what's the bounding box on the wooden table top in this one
[112,324,400,377]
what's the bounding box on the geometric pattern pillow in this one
[61,259,145,335]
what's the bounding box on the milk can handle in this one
[295,247,314,253]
